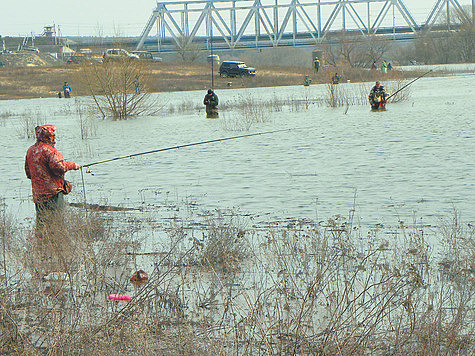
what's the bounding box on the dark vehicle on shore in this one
[218,61,256,78]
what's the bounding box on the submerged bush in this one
[78,59,159,120]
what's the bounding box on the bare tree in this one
[324,34,389,68]
[424,4,475,63]
[452,6,475,63]
[333,33,360,67]
[411,23,473,65]
[175,35,203,62]
[322,43,339,66]
[359,35,390,67]
[456,23,475,62]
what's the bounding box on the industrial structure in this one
[135,0,472,52]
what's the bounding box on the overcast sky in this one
[0,0,472,37]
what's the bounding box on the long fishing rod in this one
[80,127,307,168]
[210,22,214,90]
[387,69,432,101]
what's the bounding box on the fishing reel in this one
[83,167,94,176]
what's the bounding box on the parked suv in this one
[103,48,139,62]
[219,61,256,78]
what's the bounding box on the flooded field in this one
[1,74,473,229]
[0,73,474,354]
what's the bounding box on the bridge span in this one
[135,0,472,53]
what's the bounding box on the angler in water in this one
[25,125,80,236]
[368,81,388,111]
[203,89,219,118]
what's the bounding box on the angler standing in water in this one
[25,125,80,235]
[368,81,388,111]
[203,89,219,118]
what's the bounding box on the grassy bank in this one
[0,61,423,101]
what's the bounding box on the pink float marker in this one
[108,294,131,301]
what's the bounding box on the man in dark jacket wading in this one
[203,89,219,118]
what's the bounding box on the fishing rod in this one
[80,127,309,168]
[210,23,214,90]
[386,69,432,101]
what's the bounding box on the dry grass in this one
[0,62,431,101]
[325,79,413,108]
[0,195,473,354]
[220,93,276,131]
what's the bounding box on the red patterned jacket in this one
[25,125,78,204]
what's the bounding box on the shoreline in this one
[0,61,462,101]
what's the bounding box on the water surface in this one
[1,74,473,229]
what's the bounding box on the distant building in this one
[1,24,76,61]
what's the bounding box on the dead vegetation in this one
[0,195,473,354]
[0,60,430,101]
[78,60,159,119]
[325,79,412,108]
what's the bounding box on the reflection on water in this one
[1,74,474,230]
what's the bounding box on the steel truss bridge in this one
[136,0,473,52]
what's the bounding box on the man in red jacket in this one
[25,125,80,231]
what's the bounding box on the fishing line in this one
[80,167,88,215]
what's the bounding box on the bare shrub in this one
[0,110,16,125]
[1,196,473,354]
[199,213,248,273]
[325,83,365,107]
[326,83,345,107]
[74,98,97,139]
[235,94,272,124]
[220,94,273,131]
[219,214,474,354]
[323,34,390,68]
[325,79,411,108]
[165,100,201,115]
[78,59,159,120]
[17,109,45,139]
[387,79,412,103]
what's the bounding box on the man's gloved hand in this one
[66,161,80,170]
